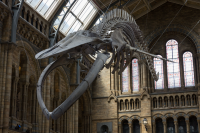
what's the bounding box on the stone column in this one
[168,98,171,107]
[179,56,185,89]
[140,123,142,133]
[118,124,122,133]
[11,77,19,117]
[134,100,136,110]
[186,120,190,133]
[152,122,156,133]
[33,89,37,123]
[110,67,115,92]
[185,96,187,106]
[198,120,200,133]
[129,123,132,133]
[163,58,168,91]
[0,44,8,132]
[2,44,15,133]
[142,63,147,88]
[22,83,29,120]
[163,122,167,133]
[174,121,178,133]
[157,98,159,108]
[173,97,176,107]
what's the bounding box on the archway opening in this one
[122,120,129,133]
[167,117,175,133]
[156,118,164,133]
[132,119,140,133]
[189,116,198,133]
[101,125,109,133]
[178,117,186,133]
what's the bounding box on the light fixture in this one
[143,118,148,131]
[143,118,148,125]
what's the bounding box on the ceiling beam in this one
[126,0,139,8]
[151,0,167,10]
[142,0,152,10]
[168,0,200,9]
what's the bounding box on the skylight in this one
[57,0,97,35]
[26,0,98,36]
[26,0,59,18]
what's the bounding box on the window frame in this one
[154,55,164,89]
[183,51,195,87]
[166,39,181,89]
[121,56,141,94]
[152,37,197,92]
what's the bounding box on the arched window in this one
[154,55,164,89]
[101,125,109,133]
[122,60,129,92]
[156,118,164,133]
[167,118,175,133]
[183,52,195,87]
[122,120,129,133]
[178,117,187,133]
[166,39,181,88]
[132,120,140,133]
[132,59,139,91]
[190,116,198,133]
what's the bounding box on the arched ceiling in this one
[93,0,200,19]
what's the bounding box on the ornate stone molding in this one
[17,18,49,49]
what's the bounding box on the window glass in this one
[132,59,139,91]
[166,39,181,88]
[27,0,41,8]
[72,0,88,16]
[60,13,76,33]
[26,0,57,16]
[79,3,94,21]
[26,0,97,35]
[122,60,129,92]
[183,52,195,87]
[67,21,82,34]
[154,55,164,89]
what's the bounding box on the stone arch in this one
[16,40,41,79]
[165,113,177,121]
[175,112,188,120]
[131,52,141,61]
[130,115,141,124]
[119,116,129,124]
[145,24,199,53]
[187,112,199,120]
[153,114,166,122]
[108,94,117,102]
[140,93,150,100]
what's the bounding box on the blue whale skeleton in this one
[35,9,174,120]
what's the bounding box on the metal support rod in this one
[11,0,24,43]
